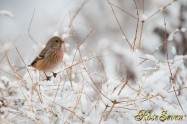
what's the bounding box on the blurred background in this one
[0,0,187,81]
[0,0,186,61]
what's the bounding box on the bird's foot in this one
[52,72,57,78]
[44,72,51,81]
[46,76,51,81]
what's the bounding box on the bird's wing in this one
[31,47,48,66]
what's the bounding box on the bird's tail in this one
[16,65,32,72]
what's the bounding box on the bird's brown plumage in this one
[31,36,65,72]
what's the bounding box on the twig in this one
[137,0,144,49]
[68,25,94,86]
[14,46,43,104]
[62,0,89,36]
[104,101,116,121]
[107,0,132,49]
[163,9,186,116]
[110,2,137,20]
[50,76,65,111]
[28,8,39,45]
[64,85,84,123]
[145,0,178,22]
[118,76,129,96]
[99,105,108,124]
[132,0,140,49]
[0,41,33,112]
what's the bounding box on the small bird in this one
[31,36,65,80]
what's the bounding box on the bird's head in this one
[46,36,64,50]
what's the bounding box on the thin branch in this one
[145,0,178,22]
[0,41,33,112]
[137,0,145,49]
[132,0,140,49]
[110,2,137,20]
[118,76,129,96]
[107,0,132,49]
[61,0,89,36]
[28,8,39,45]
[14,46,43,103]
[163,9,186,116]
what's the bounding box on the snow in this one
[159,7,164,12]
[141,14,148,21]
[181,28,186,32]
[168,32,175,41]
[171,46,177,55]
[0,0,187,124]
[143,54,159,63]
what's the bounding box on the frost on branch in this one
[141,14,148,22]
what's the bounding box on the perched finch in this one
[31,36,65,80]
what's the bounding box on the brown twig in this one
[132,0,140,49]
[145,0,178,22]
[107,0,132,49]
[0,41,33,112]
[118,76,129,96]
[28,8,39,45]
[110,2,137,20]
[61,0,89,36]
[162,9,186,116]
[137,0,145,49]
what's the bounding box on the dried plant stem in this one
[42,95,84,122]
[99,105,108,124]
[118,78,129,96]
[107,0,132,49]
[65,85,84,123]
[50,77,65,111]
[132,0,139,49]
[68,26,93,86]
[146,0,178,22]
[28,9,39,46]
[163,9,186,116]
[110,2,137,19]
[137,0,144,49]
[62,0,89,35]
[0,41,33,112]
[104,101,116,121]
[15,46,43,104]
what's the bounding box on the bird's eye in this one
[55,40,59,43]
